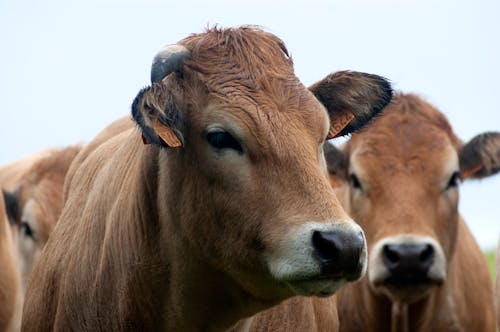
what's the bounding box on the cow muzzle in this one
[266,221,367,297]
[368,235,446,302]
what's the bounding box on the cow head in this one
[131,27,392,302]
[325,93,500,303]
[1,146,80,295]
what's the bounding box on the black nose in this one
[382,243,435,283]
[312,230,365,280]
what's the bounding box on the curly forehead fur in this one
[178,26,298,95]
[167,26,322,152]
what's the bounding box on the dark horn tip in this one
[150,44,191,84]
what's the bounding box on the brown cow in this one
[70,123,346,332]
[0,190,21,332]
[2,146,81,296]
[325,93,499,331]
[0,148,76,331]
[72,121,343,332]
[22,26,392,331]
[67,119,340,332]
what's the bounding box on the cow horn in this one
[151,44,191,84]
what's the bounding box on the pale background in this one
[1,0,498,249]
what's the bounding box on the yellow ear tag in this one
[326,111,355,139]
[153,119,182,148]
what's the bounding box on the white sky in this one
[0,0,498,249]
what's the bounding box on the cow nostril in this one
[383,245,400,264]
[311,229,365,280]
[381,242,437,283]
[312,231,339,261]
[419,244,434,263]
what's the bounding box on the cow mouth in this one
[383,275,444,287]
[285,277,346,297]
[371,276,444,303]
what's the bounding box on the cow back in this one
[63,116,133,203]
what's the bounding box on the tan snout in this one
[266,220,367,297]
[368,235,446,302]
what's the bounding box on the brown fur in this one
[232,296,339,332]
[5,146,81,295]
[327,93,497,331]
[22,27,391,332]
[63,116,133,204]
[232,296,339,331]
[460,132,500,179]
[0,193,21,332]
[0,149,79,331]
[0,150,54,192]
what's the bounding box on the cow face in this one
[3,186,60,296]
[132,27,393,301]
[1,146,78,295]
[325,93,500,303]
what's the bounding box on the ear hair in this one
[310,71,393,138]
[460,132,500,179]
[131,83,184,148]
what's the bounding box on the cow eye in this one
[446,171,461,190]
[20,220,34,239]
[349,173,363,190]
[206,129,243,153]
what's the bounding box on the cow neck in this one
[343,277,444,332]
[155,151,275,332]
[87,140,168,330]
[163,252,274,332]
[390,301,408,332]
[369,285,443,332]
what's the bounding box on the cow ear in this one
[309,71,393,139]
[131,83,184,148]
[324,142,347,187]
[459,132,500,179]
[2,189,19,226]
[132,44,191,148]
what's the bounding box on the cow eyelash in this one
[445,171,461,190]
[349,173,363,191]
[206,129,243,154]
